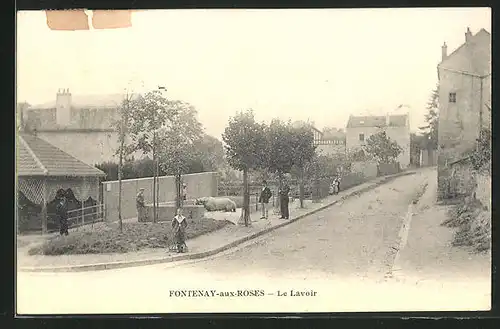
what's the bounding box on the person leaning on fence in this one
[279,181,291,220]
[56,192,69,236]
[259,180,272,220]
[136,188,146,222]
[172,208,188,253]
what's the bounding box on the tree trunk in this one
[155,157,160,216]
[239,169,251,226]
[118,138,124,232]
[276,172,283,216]
[299,166,305,208]
[152,141,156,223]
[175,169,181,209]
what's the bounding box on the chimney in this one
[56,88,72,126]
[441,42,448,61]
[465,27,472,42]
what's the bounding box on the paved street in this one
[17,169,490,314]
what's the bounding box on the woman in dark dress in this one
[56,193,69,236]
[172,208,188,253]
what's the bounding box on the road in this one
[17,168,490,314]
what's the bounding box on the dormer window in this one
[449,92,457,103]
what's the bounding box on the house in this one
[22,89,128,166]
[17,133,106,233]
[436,27,491,200]
[345,114,411,168]
[311,126,346,157]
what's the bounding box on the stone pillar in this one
[41,178,48,234]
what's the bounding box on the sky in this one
[16,8,491,139]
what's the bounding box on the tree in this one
[156,100,204,208]
[110,90,135,232]
[127,90,179,222]
[265,119,295,189]
[222,109,268,226]
[289,122,316,208]
[321,127,346,140]
[364,131,403,164]
[419,84,439,150]
[191,134,227,173]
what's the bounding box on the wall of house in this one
[385,126,411,169]
[420,149,438,167]
[36,131,120,166]
[25,106,117,131]
[437,70,490,199]
[346,126,410,168]
[345,126,379,153]
[102,171,219,222]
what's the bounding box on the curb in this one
[19,171,416,273]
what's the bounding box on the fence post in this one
[81,201,84,225]
[255,193,258,211]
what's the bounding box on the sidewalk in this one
[17,171,415,272]
[393,170,491,284]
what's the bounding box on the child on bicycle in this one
[171,208,188,253]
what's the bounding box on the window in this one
[449,92,457,103]
[359,133,365,141]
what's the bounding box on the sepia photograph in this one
[15,8,491,314]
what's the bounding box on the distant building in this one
[22,89,128,166]
[436,27,491,200]
[311,126,346,157]
[345,114,411,168]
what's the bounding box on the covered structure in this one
[17,133,106,233]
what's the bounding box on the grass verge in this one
[28,217,231,256]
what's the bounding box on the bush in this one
[341,173,367,190]
[29,218,230,255]
[445,197,490,253]
[442,198,483,228]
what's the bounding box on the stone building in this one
[436,27,491,200]
[345,114,411,169]
[22,89,127,166]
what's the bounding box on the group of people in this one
[329,175,342,195]
[258,179,291,220]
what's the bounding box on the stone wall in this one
[377,163,401,176]
[102,171,219,222]
[475,172,491,210]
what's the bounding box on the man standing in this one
[258,180,272,219]
[279,180,290,220]
[136,188,146,222]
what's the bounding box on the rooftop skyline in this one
[17,8,491,138]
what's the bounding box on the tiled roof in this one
[346,114,408,128]
[32,93,137,110]
[17,133,106,177]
